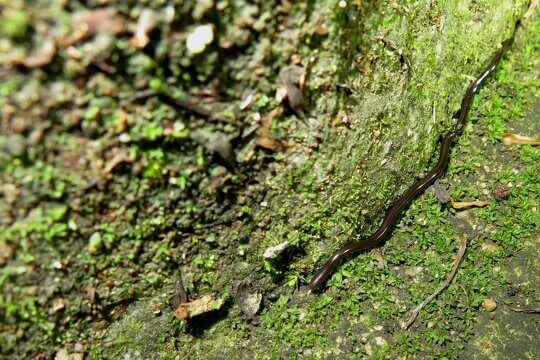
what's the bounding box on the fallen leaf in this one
[278,66,306,117]
[0,241,13,266]
[103,150,133,177]
[131,9,162,49]
[234,281,262,319]
[69,8,127,45]
[173,295,224,319]
[428,180,451,204]
[374,249,386,269]
[256,107,283,152]
[491,184,510,201]
[205,135,236,170]
[501,133,540,146]
[12,39,56,68]
[450,199,490,210]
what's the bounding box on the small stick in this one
[178,271,188,304]
[120,89,236,124]
[508,306,540,314]
[456,281,471,312]
[402,235,467,329]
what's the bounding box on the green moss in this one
[0,9,30,40]
[123,7,536,358]
[1,0,537,358]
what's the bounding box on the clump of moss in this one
[0,9,30,40]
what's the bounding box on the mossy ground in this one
[108,11,540,359]
[0,1,538,359]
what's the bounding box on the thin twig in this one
[402,235,468,329]
[120,89,236,124]
[178,271,188,304]
[456,281,471,312]
[508,306,540,314]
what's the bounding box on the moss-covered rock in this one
[1,0,536,358]
[104,0,533,358]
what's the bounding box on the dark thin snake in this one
[308,21,521,292]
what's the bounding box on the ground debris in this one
[507,306,540,314]
[234,281,262,319]
[450,199,490,210]
[11,39,56,68]
[428,180,451,204]
[403,235,467,329]
[482,298,497,312]
[501,133,540,146]
[263,241,289,259]
[0,241,13,266]
[374,249,386,269]
[256,107,284,152]
[492,184,511,201]
[205,135,236,170]
[131,9,164,49]
[69,8,127,45]
[278,65,306,117]
[173,295,224,320]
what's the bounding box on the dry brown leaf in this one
[374,249,386,269]
[255,137,280,151]
[492,184,510,201]
[256,108,283,151]
[173,295,224,319]
[69,8,127,45]
[450,199,490,210]
[279,66,306,117]
[0,241,13,266]
[429,180,451,204]
[103,150,133,177]
[131,9,162,49]
[13,39,56,68]
[501,133,540,146]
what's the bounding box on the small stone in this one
[55,348,69,360]
[374,337,387,347]
[88,232,103,255]
[118,133,131,143]
[481,241,499,254]
[482,298,497,312]
[0,241,13,266]
[5,134,26,156]
[263,241,289,259]
[52,299,66,313]
[205,135,236,170]
[487,313,495,320]
[364,342,373,356]
[492,184,510,201]
[186,24,214,54]
[244,292,262,318]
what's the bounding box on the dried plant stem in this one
[402,235,467,329]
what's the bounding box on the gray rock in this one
[5,134,26,156]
